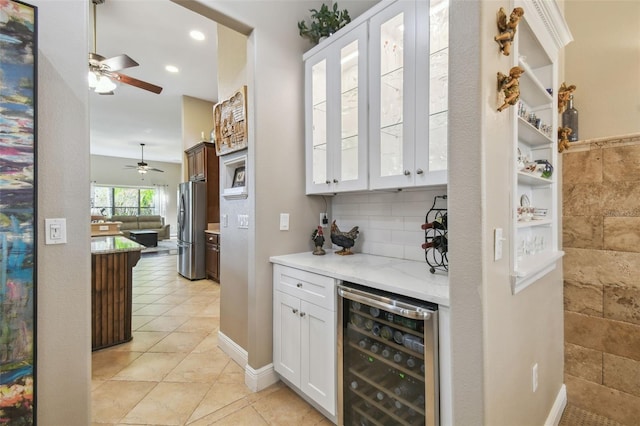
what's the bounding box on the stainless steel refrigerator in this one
[177,181,207,280]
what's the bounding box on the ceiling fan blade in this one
[124,165,139,169]
[148,168,164,173]
[114,72,163,94]
[100,54,139,72]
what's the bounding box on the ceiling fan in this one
[88,0,163,95]
[125,143,164,174]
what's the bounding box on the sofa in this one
[110,215,170,240]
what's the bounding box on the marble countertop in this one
[204,230,220,235]
[205,223,220,235]
[270,250,449,306]
[91,235,144,254]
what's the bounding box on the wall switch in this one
[320,213,328,228]
[45,218,67,245]
[280,213,290,231]
[222,214,228,227]
[532,363,539,392]
[494,228,504,261]
[238,214,249,229]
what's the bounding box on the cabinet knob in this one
[292,308,298,314]
[300,312,306,318]
[404,170,411,176]
[325,180,331,185]
[333,179,339,183]
[296,282,303,288]
[416,168,424,175]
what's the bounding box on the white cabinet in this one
[305,22,368,195]
[273,265,337,417]
[509,1,572,293]
[304,0,449,194]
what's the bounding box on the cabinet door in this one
[369,1,417,189]
[305,23,368,194]
[273,291,301,386]
[300,300,336,416]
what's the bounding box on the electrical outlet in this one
[532,363,538,392]
[320,212,328,228]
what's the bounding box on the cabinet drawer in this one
[205,233,219,244]
[274,264,335,311]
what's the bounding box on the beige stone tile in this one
[206,405,267,426]
[109,331,169,353]
[604,284,640,325]
[564,248,640,289]
[565,312,640,362]
[563,183,606,216]
[601,181,640,217]
[191,331,221,354]
[176,316,217,333]
[136,315,190,332]
[563,149,603,184]
[132,293,167,304]
[216,359,246,384]
[188,381,253,422]
[562,216,603,249]
[604,353,640,398]
[163,303,211,316]
[112,352,186,381]
[153,294,192,305]
[564,279,603,316]
[245,381,287,404]
[604,217,640,252]
[92,350,143,380]
[91,380,156,424]
[564,342,602,383]
[122,382,210,425]
[251,386,326,425]
[131,315,155,330]
[187,399,250,425]
[163,352,230,383]
[132,303,175,316]
[563,248,602,286]
[565,373,640,425]
[603,144,640,183]
[148,331,208,353]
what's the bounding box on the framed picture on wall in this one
[0,0,37,423]
[213,86,248,156]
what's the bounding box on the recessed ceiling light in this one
[190,30,205,41]
[165,65,179,73]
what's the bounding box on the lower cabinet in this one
[205,232,219,282]
[273,265,336,418]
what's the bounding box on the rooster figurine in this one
[311,226,326,255]
[330,220,359,255]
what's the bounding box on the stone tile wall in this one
[563,134,640,425]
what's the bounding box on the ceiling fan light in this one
[189,30,205,41]
[88,71,99,88]
[95,75,117,93]
[138,168,147,174]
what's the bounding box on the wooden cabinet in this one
[273,264,336,419]
[303,0,449,194]
[508,1,572,293]
[185,142,219,224]
[205,232,220,282]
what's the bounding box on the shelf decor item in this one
[422,195,448,274]
[558,126,572,153]
[298,3,351,45]
[0,1,37,423]
[213,86,248,156]
[494,7,524,56]
[497,66,525,112]
[311,226,326,255]
[557,82,576,113]
[562,94,579,141]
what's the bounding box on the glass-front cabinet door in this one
[305,23,368,195]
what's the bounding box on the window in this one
[92,185,157,217]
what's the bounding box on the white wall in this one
[33,0,91,423]
[90,154,182,236]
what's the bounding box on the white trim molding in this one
[244,363,279,392]
[217,331,248,369]
[545,384,567,426]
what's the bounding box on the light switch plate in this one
[45,218,67,244]
[280,213,289,231]
[494,228,503,261]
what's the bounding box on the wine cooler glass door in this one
[337,283,439,426]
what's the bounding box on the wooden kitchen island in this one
[91,236,143,351]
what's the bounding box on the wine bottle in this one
[369,307,381,317]
[393,351,404,364]
[421,213,447,230]
[370,342,380,354]
[358,338,371,350]
[393,330,404,344]
[351,314,364,328]
[371,323,382,337]
[402,334,425,354]
[381,346,392,359]
[364,318,374,331]
[351,301,362,311]
[422,234,448,253]
[562,94,579,142]
[350,380,359,390]
[380,326,393,340]
[406,356,417,369]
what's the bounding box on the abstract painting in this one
[0,0,37,423]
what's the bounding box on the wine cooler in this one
[337,282,439,426]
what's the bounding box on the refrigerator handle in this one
[338,284,433,320]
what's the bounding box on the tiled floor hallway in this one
[91,253,330,425]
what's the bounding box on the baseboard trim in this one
[217,331,248,368]
[545,384,567,426]
[245,363,279,392]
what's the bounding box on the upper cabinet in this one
[509,0,572,293]
[304,0,449,195]
[185,142,220,224]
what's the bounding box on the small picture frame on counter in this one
[232,166,246,187]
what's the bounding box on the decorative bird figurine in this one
[311,226,326,255]
[330,220,359,255]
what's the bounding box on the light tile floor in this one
[91,253,331,425]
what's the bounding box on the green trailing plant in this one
[298,3,351,45]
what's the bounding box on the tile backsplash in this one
[330,187,447,261]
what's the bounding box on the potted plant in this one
[298,3,351,45]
